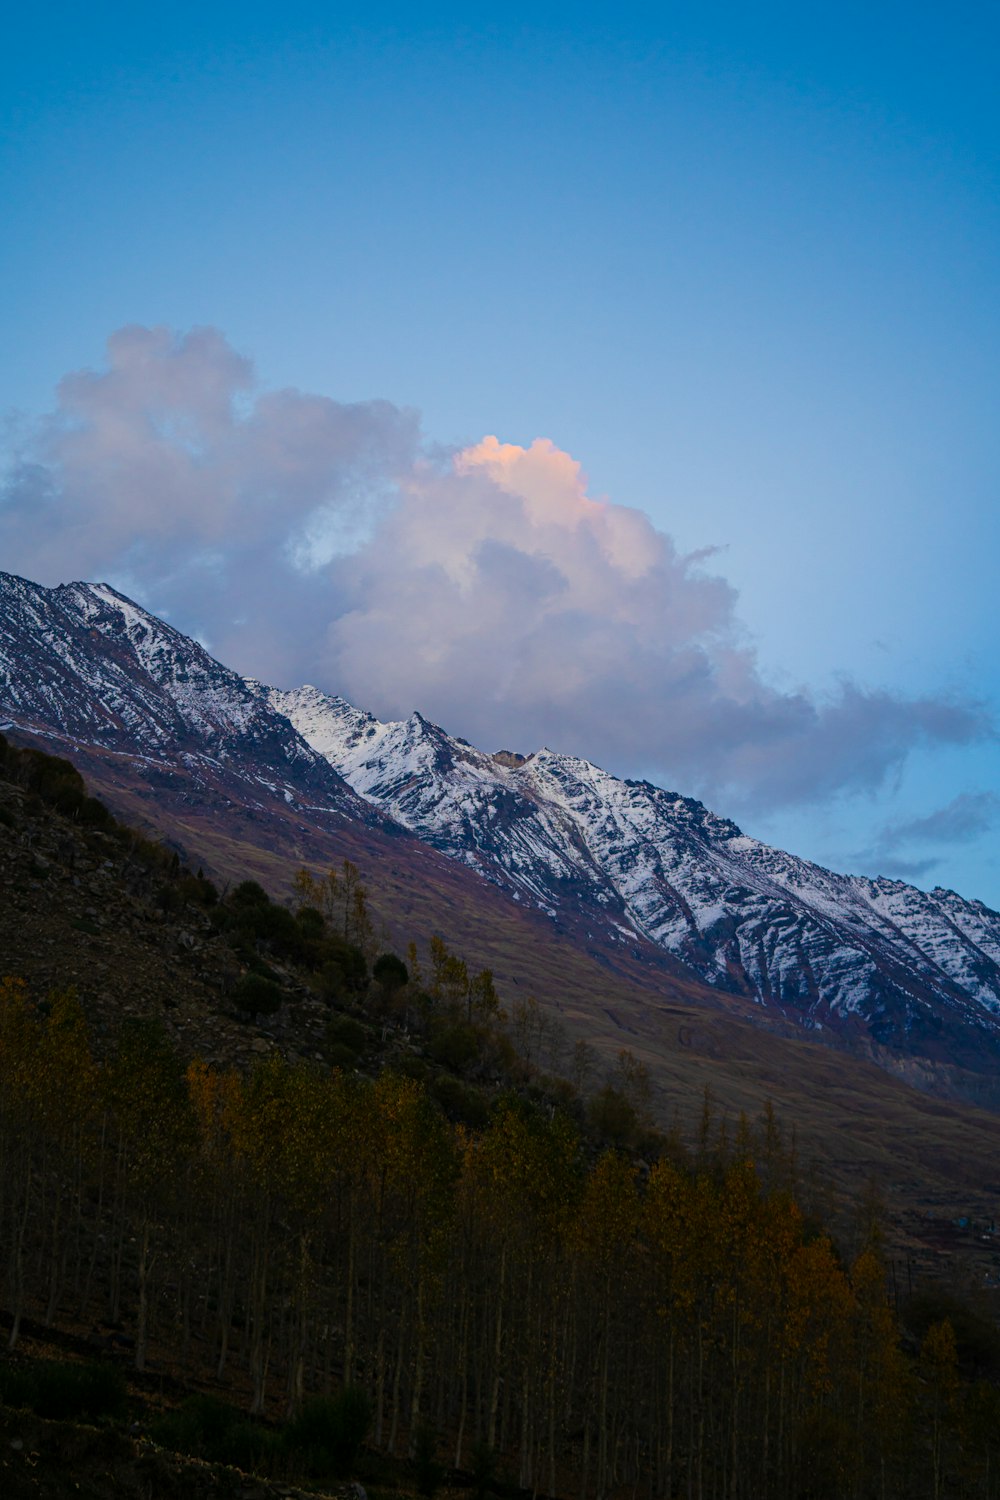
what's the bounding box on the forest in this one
[1,737,1000,1500]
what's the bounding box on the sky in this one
[1,2,998,903]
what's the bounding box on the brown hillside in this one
[3,728,1000,1286]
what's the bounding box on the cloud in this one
[869,854,942,881]
[323,434,991,807]
[877,792,1000,851]
[1,325,419,683]
[1,325,993,810]
[853,792,1000,886]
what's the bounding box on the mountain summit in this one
[0,570,371,821]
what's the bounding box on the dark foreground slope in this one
[4,742,1000,1500]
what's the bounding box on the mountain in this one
[271,684,1000,1069]
[4,568,1000,1096]
[0,569,716,1068]
[0,571,369,820]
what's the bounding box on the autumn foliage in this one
[2,972,999,1497]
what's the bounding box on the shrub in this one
[316,941,368,1002]
[177,872,219,907]
[230,879,270,907]
[326,1042,361,1070]
[286,1386,372,1477]
[247,901,301,954]
[428,1023,481,1074]
[152,1395,275,1468]
[51,781,85,817]
[326,1015,369,1055]
[0,1364,34,1410]
[373,952,409,992]
[78,795,114,829]
[233,972,284,1017]
[297,905,326,942]
[317,958,351,1004]
[19,748,84,802]
[588,1084,639,1148]
[431,1075,490,1129]
[906,1289,1000,1378]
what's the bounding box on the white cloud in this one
[1,325,992,808]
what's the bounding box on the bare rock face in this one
[492,750,530,768]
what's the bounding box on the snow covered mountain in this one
[4,568,1000,1072]
[271,684,1000,1059]
[0,571,371,821]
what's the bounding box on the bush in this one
[431,1074,489,1129]
[153,1395,274,1468]
[19,749,84,802]
[373,952,409,992]
[395,1055,430,1083]
[247,901,302,955]
[233,972,284,1017]
[905,1289,1000,1378]
[118,829,178,875]
[326,1042,361,1070]
[294,907,328,967]
[176,872,219,908]
[588,1084,639,1148]
[286,1386,372,1477]
[316,941,369,1003]
[230,879,270,907]
[78,795,115,829]
[428,1023,481,1075]
[326,1015,369,1055]
[0,1364,34,1410]
[153,1394,238,1457]
[51,780,85,817]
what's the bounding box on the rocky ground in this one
[0,1401,375,1500]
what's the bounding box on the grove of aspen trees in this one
[2,964,1000,1500]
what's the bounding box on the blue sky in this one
[2,3,999,902]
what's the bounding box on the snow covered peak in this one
[274,672,1000,1049]
[0,571,362,814]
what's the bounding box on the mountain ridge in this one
[4,567,1000,1089]
[270,681,1000,1060]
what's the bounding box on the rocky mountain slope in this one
[0,571,370,824]
[4,568,1000,1082]
[272,684,1000,1066]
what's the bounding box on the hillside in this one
[4,738,1000,1499]
[2,728,1000,1282]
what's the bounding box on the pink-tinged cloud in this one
[1,326,992,808]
